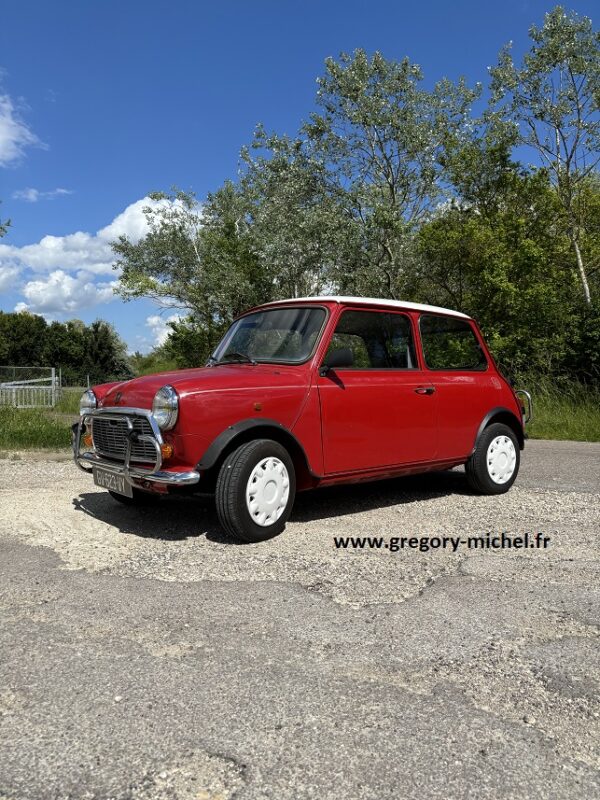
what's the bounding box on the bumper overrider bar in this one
[72,407,200,488]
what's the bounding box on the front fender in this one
[196,418,320,480]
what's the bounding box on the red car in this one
[74,297,532,541]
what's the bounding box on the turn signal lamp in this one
[160,443,174,460]
[83,433,93,448]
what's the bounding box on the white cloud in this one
[1,196,186,318]
[0,93,42,166]
[12,187,73,202]
[97,198,161,242]
[146,313,185,347]
[16,270,117,314]
[0,265,20,292]
[0,196,163,278]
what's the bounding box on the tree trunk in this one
[570,234,592,305]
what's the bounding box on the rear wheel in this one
[215,439,296,542]
[465,423,520,495]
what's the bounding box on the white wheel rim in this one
[486,435,517,484]
[246,456,290,527]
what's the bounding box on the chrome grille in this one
[92,416,157,463]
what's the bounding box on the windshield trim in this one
[210,304,330,366]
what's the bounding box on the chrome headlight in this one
[79,389,97,416]
[152,385,179,430]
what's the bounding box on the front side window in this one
[212,306,326,364]
[420,314,487,370]
[325,310,417,369]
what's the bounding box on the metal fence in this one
[0,366,61,408]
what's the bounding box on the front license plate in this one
[93,466,133,498]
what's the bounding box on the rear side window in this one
[420,315,487,371]
[326,310,417,369]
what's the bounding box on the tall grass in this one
[0,407,72,449]
[525,378,600,442]
[54,388,85,415]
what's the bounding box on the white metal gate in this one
[0,367,60,408]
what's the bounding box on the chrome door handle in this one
[415,386,435,395]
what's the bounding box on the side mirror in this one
[319,347,354,376]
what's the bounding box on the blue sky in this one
[1,0,597,353]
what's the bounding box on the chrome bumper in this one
[515,389,533,424]
[72,407,200,488]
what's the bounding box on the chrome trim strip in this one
[72,407,200,487]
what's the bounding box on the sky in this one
[0,0,597,353]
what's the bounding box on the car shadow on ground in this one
[72,491,232,543]
[292,468,470,523]
[72,468,470,544]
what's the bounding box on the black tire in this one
[465,422,520,495]
[215,439,296,542]
[108,488,161,506]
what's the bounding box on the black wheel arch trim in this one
[472,407,525,453]
[196,418,320,476]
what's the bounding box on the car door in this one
[317,308,437,474]
[418,313,492,459]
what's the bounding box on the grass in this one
[0,407,73,449]
[526,380,600,442]
[54,387,86,415]
[0,380,598,449]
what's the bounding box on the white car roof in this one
[261,296,471,320]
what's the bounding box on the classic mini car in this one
[74,297,532,542]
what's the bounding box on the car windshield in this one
[211,306,327,364]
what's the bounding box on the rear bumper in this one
[514,389,533,425]
[72,411,200,488]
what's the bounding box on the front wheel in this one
[465,423,520,494]
[215,439,296,542]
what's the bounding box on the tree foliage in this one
[112,11,600,382]
[490,6,600,303]
[0,312,132,385]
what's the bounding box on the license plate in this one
[93,466,133,498]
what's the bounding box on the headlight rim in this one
[79,389,97,417]
[152,384,179,431]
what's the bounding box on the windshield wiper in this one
[209,352,258,367]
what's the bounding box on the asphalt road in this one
[0,440,599,800]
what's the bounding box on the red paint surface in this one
[94,299,524,484]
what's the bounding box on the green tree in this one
[240,129,349,298]
[113,186,271,355]
[42,320,88,385]
[0,311,48,366]
[129,348,178,377]
[490,6,600,304]
[112,51,479,312]
[303,50,479,297]
[0,313,132,385]
[418,164,586,378]
[81,320,132,384]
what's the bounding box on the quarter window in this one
[420,315,487,370]
[326,311,417,369]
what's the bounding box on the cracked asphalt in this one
[0,439,599,799]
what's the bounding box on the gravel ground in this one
[0,440,598,799]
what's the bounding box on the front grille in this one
[92,416,157,464]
